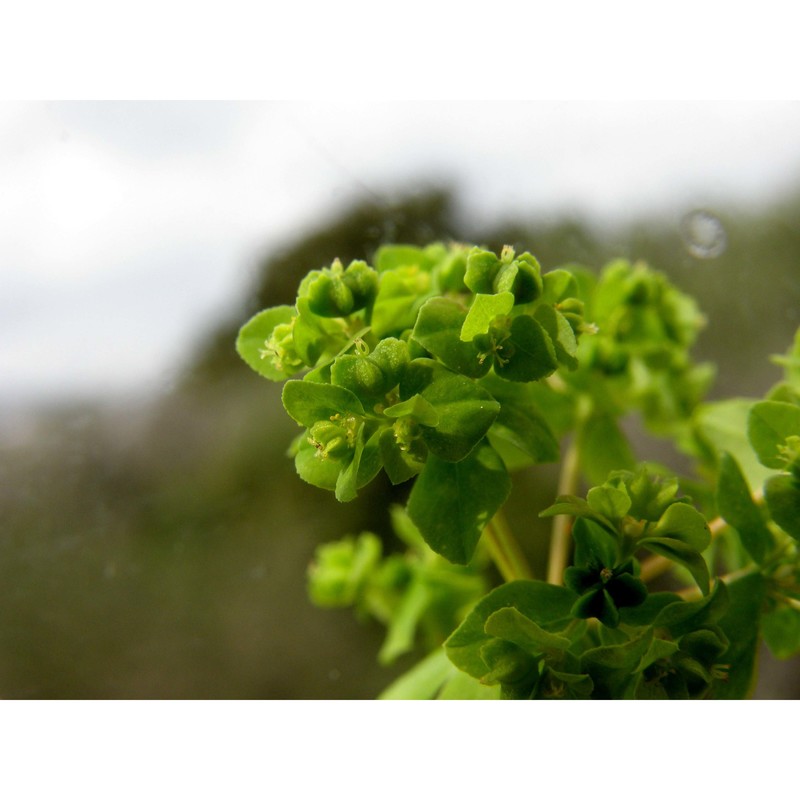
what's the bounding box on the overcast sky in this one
[2,101,800,407]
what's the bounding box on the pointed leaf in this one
[401,360,500,462]
[640,537,710,595]
[710,573,766,699]
[716,451,771,562]
[281,380,364,428]
[494,315,558,383]
[580,630,653,698]
[445,580,577,679]
[236,305,300,380]
[653,580,729,636]
[378,578,432,664]
[653,502,711,552]
[481,377,559,465]
[748,400,800,469]
[407,440,511,564]
[587,484,632,520]
[412,297,489,378]
[378,648,453,700]
[484,607,572,655]
[379,428,424,485]
[383,394,440,427]
[577,412,636,485]
[762,604,800,660]
[764,474,800,541]
[460,292,514,341]
[534,304,579,369]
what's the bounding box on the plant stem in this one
[547,435,581,585]
[676,565,756,600]
[485,510,534,582]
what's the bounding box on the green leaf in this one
[541,268,580,305]
[653,502,711,552]
[412,297,489,378]
[371,265,433,337]
[383,394,439,427]
[330,354,387,399]
[333,427,382,502]
[374,244,435,274]
[293,297,345,366]
[464,248,502,294]
[579,630,653,699]
[445,580,577,679]
[748,400,800,469]
[711,573,766,699]
[639,637,680,672]
[576,412,636,486]
[534,304,579,369]
[571,518,618,570]
[527,380,577,438]
[493,315,558,383]
[484,607,572,655]
[639,537,710,595]
[587,484,631,520]
[479,639,537,687]
[762,604,800,660]
[378,577,431,664]
[401,360,500,462]
[379,428,424,485]
[771,326,800,389]
[436,670,502,699]
[294,436,342,492]
[538,496,617,536]
[653,580,729,637]
[692,399,771,488]
[764,474,800,541]
[378,648,453,700]
[481,376,559,465]
[407,441,511,564]
[368,337,410,388]
[533,667,594,700]
[539,495,594,518]
[626,467,681,522]
[618,591,682,626]
[281,380,364,428]
[307,532,383,607]
[236,305,300,380]
[460,292,514,342]
[716,451,771,563]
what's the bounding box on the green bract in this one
[237,241,800,699]
[237,242,587,557]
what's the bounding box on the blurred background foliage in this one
[2,187,799,698]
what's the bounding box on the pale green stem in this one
[547,435,581,585]
[484,509,534,583]
[677,565,756,600]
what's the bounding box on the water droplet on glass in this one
[680,210,727,259]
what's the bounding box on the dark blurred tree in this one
[3,185,799,699]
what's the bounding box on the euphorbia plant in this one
[237,242,800,699]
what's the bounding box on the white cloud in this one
[2,101,800,404]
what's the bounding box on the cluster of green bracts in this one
[238,243,587,563]
[238,242,800,699]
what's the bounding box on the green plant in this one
[237,242,800,699]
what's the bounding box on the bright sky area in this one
[2,101,800,406]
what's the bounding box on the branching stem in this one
[484,509,534,583]
[547,435,581,585]
[676,565,756,600]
